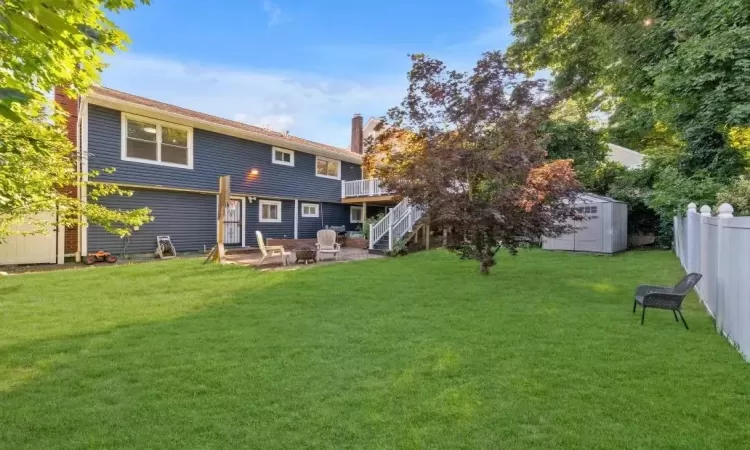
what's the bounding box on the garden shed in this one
[543,194,628,254]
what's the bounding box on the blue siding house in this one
[76,86,376,256]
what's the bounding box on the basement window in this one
[350,206,363,223]
[259,200,282,223]
[301,203,319,218]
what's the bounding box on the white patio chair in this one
[316,229,341,260]
[255,231,291,266]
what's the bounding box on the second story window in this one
[122,113,193,169]
[272,147,294,166]
[315,156,340,180]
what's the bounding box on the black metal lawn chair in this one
[633,273,702,330]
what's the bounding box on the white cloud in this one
[262,0,283,27]
[100,53,404,147]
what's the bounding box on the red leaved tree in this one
[366,51,582,274]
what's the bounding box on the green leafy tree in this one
[0,0,149,120]
[717,176,750,216]
[0,103,152,240]
[0,0,152,240]
[542,120,610,191]
[508,0,750,177]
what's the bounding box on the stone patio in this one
[225,247,382,271]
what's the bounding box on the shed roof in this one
[576,193,625,204]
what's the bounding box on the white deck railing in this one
[369,198,424,251]
[341,179,392,198]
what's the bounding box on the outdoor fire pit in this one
[295,246,317,264]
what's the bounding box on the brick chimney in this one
[55,87,79,146]
[351,113,363,154]
[54,87,80,257]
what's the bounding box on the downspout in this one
[294,199,299,239]
[80,99,89,257]
[75,96,83,262]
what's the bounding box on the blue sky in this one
[102,0,513,147]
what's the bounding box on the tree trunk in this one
[479,249,495,275]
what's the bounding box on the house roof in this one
[86,86,362,163]
[606,143,644,169]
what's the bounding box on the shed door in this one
[0,212,60,265]
[552,218,576,250]
[575,205,602,252]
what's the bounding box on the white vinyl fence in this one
[674,202,750,360]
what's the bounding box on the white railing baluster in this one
[341,178,393,198]
[368,199,425,251]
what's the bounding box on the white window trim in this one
[300,203,319,218]
[259,199,282,223]
[121,112,194,169]
[315,156,341,180]
[272,147,295,167]
[350,206,363,224]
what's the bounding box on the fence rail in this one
[674,202,750,360]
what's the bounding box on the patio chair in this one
[316,229,341,261]
[633,273,702,329]
[255,231,291,266]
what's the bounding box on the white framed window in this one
[315,156,341,180]
[300,203,319,218]
[259,200,282,223]
[350,206,363,223]
[121,113,193,169]
[272,147,294,166]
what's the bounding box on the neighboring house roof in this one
[86,86,362,164]
[606,143,644,169]
[363,117,382,139]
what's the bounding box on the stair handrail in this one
[390,205,424,249]
[369,198,410,249]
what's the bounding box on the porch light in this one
[246,168,260,182]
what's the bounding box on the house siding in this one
[88,105,361,203]
[246,198,296,242]
[297,202,357,239]
[322,203,359,232]
[88,189,216,255]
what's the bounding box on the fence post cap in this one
[687,202,697,212]
[700,205,712,216]
[718,203,734,218]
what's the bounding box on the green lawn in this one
[1,250,748,449]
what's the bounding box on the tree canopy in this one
[368,52,581,274]
[0,0,152,241]
[508,0,750,179]
[0,0,149,120]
